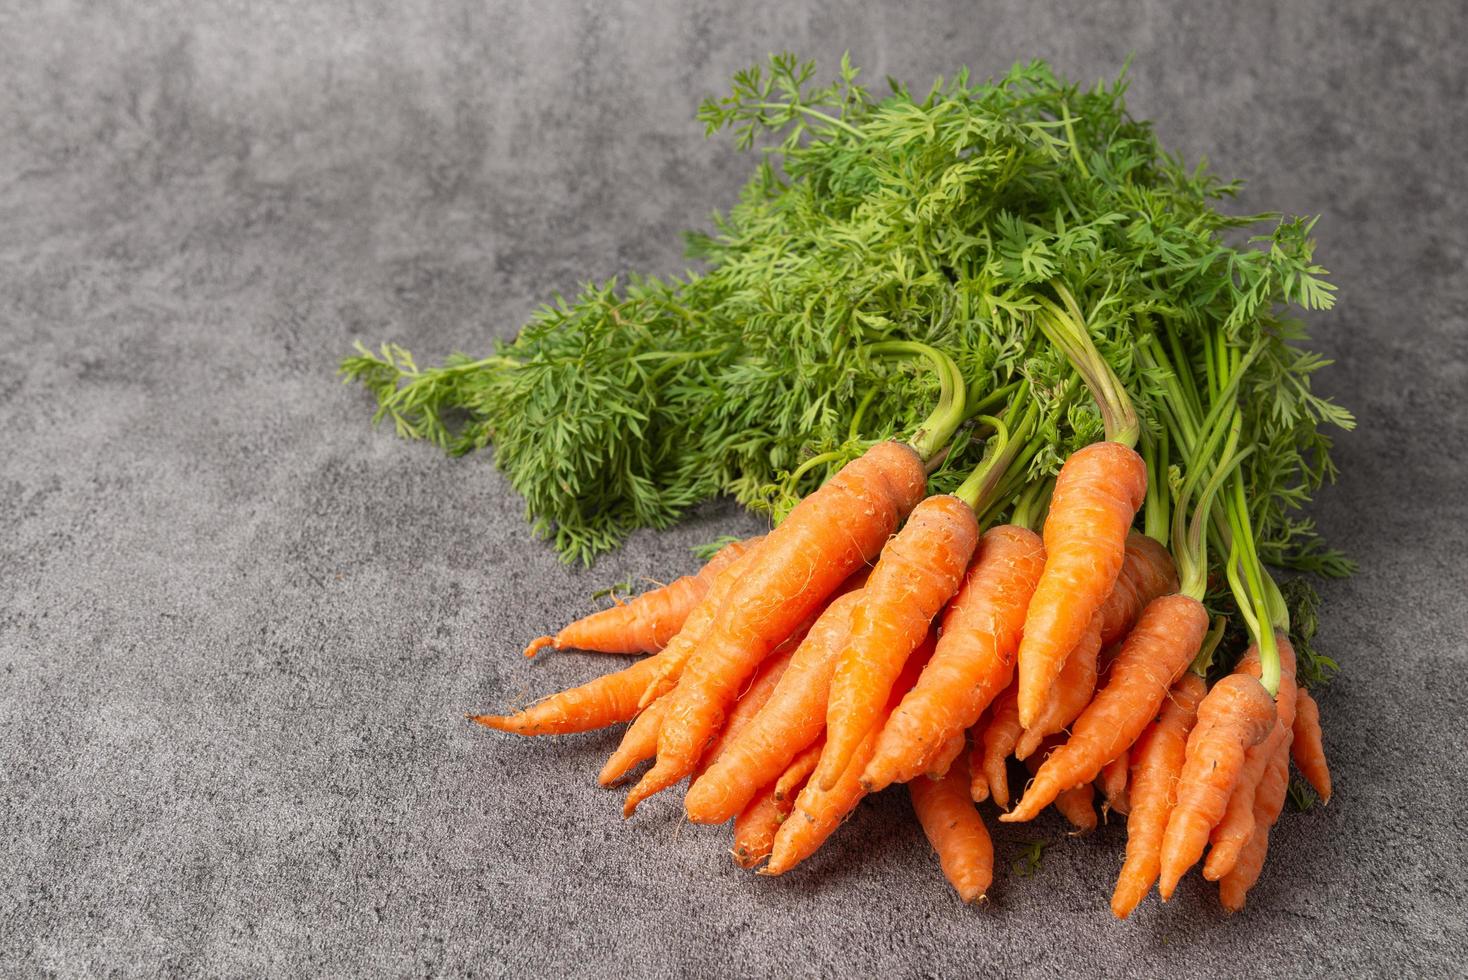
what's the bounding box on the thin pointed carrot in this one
[909,754,994,902]
[1110,672,1206,919]
[775,740,823,804]
[1025,739,1097,833]
[731,785,791,869]
[816,495,978,791]
[1219,735,1292,912]
[1016,441,1147,727]
[1002,594,1209,823]
[861,526,1047,793]
[1292,688,1332,804]
[598,696,667,787]
[1157,673,1277,899]
[472,650,669,736]
[685,589,865,824]
[524,538,755,657]
[967,720,989,803]
[978,686,1024,810]
[1015,616,1101,761]
[1099,751,1130,817]
[694,642,799,778]
[626,441,928,816]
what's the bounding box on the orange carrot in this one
[763,639,934,875]
[924,730,967,781]
[731,784,792,869]
[524,538,754,657]
[978,686,1024,809]
[472,650,670,736]
[1097,531,1179,646]
[1156,673,1277,899]
[1016,441,1147,727]
[694,643,798,778]
[1110,672,1206,919]
[1292,688,1332,804]
[1218,735,1292,911]
[598,696,667,787]
[967,721,989,803]
[684,590,864,824]
[1204,638,1298,881]
[1026,739,1097,833]
[1098,751,1130,817]
[626,442,927,816]
[1002,594,1209,823]
[861,526,1047,793]
[909,754,994,902]
[816,495,979,791]
[774,740,823,804]
[1015,616,1102,761]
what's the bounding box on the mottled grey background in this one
[2,0,1465,976]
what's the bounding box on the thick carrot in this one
[861,526,1047,793]
[1156,673,1277,899]
[1098,751,1130,817]
[684,590,864,824]
[923,730,967,781]
[978,686,1024,809]
[1002,594,1209,822]
[624,441,927,816]
[763,640,934,876]
[635,539,771,710]
[1110,672,1207,919]
[1219,735,1292,912]
[524,538,754,657]
[598,696,667,787]
[732,785,792,869]
[1204,638,1298,881]
[1014,617,1102,761]
[816,495,979,791]
[774,739,823,804]
[1292,688,1332,804]
[909,754,994,903]
[1097,531,1179,646]
[1016,441,1147,727]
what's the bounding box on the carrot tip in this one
[523,636,555,658]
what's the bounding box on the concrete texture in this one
[2,0,1465,975]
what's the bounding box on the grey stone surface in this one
[2,0,1466,975]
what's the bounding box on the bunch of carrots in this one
[471,299,1334,916]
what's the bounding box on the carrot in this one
[1110,672,1207,919]
[1292,687,1332,804]
[731,785,792,869]
[923,730,967,781]
[472,649,671,736]
[1156,673,1277,899]
[774,739,824,804]
[1002,594,1209,823]
[1025,740,1097,833]
[1204,637,1298,881]
[1219,735,1292,912]
[1014,616,1101,761]
[763,639,934,876]
[1097,531,1179,646]
[909,754,994,902]
[684,590,864,824]
[1016,441,1147,727]
[694,643,798,777]
[598,696,667,787]
[967,722,989,803]
[524,537,754,657]
[861,526,1046,793]
[977,686,1024,809]
[635,538,770,710]
[625,441,927,816]
[1098,751,1130,817]
[816,494,979,791]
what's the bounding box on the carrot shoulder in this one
[1016,441,1147,727]
[1156,673,1277,899]
[861,525,1046,793]
[525,537,754,657]
[684,589,864,824]
[625,441,927,816]
[909,753,994,903]
[816,494,978,791]
[1002,594,1208,823]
